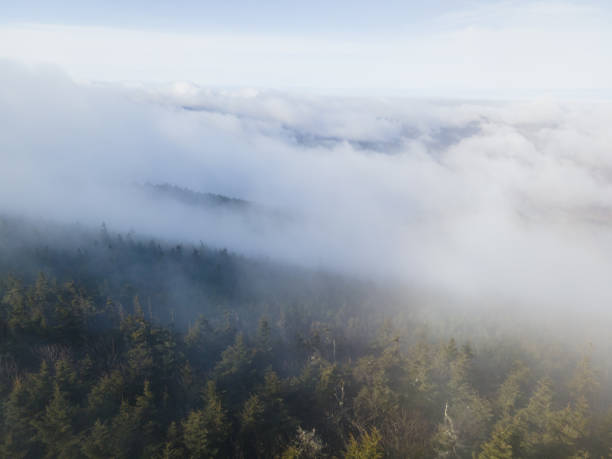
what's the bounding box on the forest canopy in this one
[0,215,611,458]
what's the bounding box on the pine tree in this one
[570,355,599,406]
[160,422,186,459]
[32,383,79,458]
[344,428,383,459]
[496,362,529,417]
[106,380,160,458]
[87,370,125,420]
[479,425,514,459]
[183,381,230,458]
[1,377,41,458]
[81,419,113,459]
[134,380,161,457]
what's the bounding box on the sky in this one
[1,1,612,94]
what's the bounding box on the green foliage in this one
[182,381,229,458]
[344,428,383,459]
[0,221,611,458]
[478,425,513,459]
[32,383,79,458]
[281,426,324,458]
[81,419,113,459]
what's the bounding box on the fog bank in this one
[2,60,612,312]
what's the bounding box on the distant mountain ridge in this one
[144,183,251,210]
[142,183,293,230]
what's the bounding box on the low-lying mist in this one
[3,58,612,318]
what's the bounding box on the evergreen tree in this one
[183,381,230,458]
[1,376,42,458]
[160,422,186,459]
[344,428,383,459]
[478,425,513,459]
[32,383,79,458]
[81,419,113,459]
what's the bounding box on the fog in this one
[2,59,612,314]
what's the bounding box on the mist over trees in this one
[1,216,611,458]
[2,48,612,458]
[4,60,612,314]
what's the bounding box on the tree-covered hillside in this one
[0,216,611,458]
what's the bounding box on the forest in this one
[1,215,611,458]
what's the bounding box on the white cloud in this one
[3,61,612,316]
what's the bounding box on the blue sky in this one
[1,1,497,33]
[1,1,611,94]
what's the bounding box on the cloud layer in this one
[2,60,612,313]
